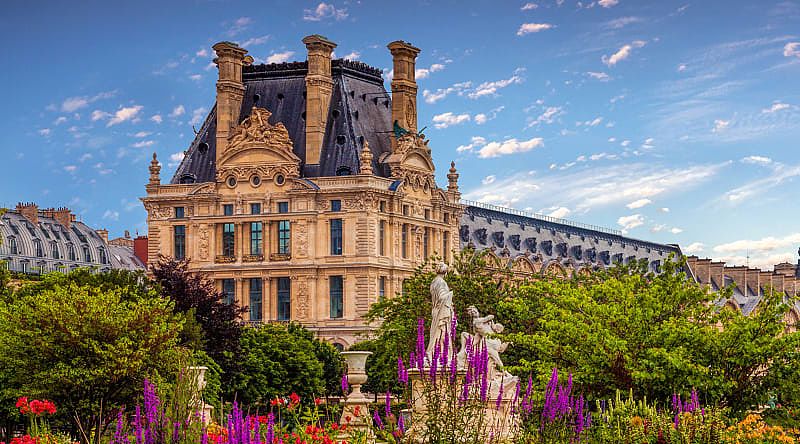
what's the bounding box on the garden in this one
[0,252,799,443]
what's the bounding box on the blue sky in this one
[2,0,799,269]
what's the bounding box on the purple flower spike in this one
[496,379,504,410]
[374,409,384,430]
[385,391,392,417]
[342,373,349,393]
[398,414,405,434]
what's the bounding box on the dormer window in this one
[34,239,43,257]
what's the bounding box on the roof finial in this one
[149,152,161,186]
[447,160,459,193]
[359,140,373,175]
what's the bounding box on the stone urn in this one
[340,351,373,433]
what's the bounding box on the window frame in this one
[249,278,263,322]
[222,223,236,257]
[250,222,263,255]
[329,275,344,319]
[277,277,291,321]
[174,225,186,260]
[330,218,343,255]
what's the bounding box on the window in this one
[424,209,430,220]
[34,239,43,257]
[250,222,263,255]
[331,200,342,212]
[277,277,291,321]
[98,247,108,264]
[82,245,92,262]
[443,231,450,262]
[403,205,409,216]
[330,276,343,319]
[249,278,262,322]
[40,225,50,239]
[278,220,291,255]
[175,207,185,218]
[378,220,386,256]
[443,212,450,224]
[223,223,235,257]
[67,244,76,261]
[223,204,234,216]
[330,219,343,255]
[423,227,429,258]
[278,202,289,214]
[50,242,59,259]
[379,201,386,213]
[20,261,28,274]
[222,279,235,305]
[8,237,17,255]
[379,276,386,302]
[174,225,186,260]
[401,224,408,258]
[250,203,261,215]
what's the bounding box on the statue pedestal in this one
[339,351,374,440]
[405,368,518,443]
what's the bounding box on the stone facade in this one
[142,36,462,347]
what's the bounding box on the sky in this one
[1,0,799,270]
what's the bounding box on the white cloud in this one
[620,139,631,147]
[342,51,361,60]
[91,110,110,121]
[107,105,143,127]
[713,233,800,255]
[303,2,348,21]
[659,207,670,213]
[482,175,496,185]
[602,40,646,66]
[132,140,155,148]
[641,137,655,149]
[432,112,471,129]
[741,155,772,165]
[521,2,538,10]
[456,136,486,153]
[38,128,52,137]
[585,117,603,127]
[190,107,208,126]
[79,153,92,162]
[102,210,120,221]
[53,116,68,125]
[474,106,504,125]
[598,0,618,7]
[762,102,790,113]
[468,74,524,98]
[517,23,554,36]
[169,105,185,118]
[415,62,446,79]
[168,151,185,168]
[151,114,163,124]
[587,71,611,81]
[677,63,687,72]
[617,214,644,230]
[134,131,152,138]
[225,17,253,37]
[670,227,683,234]
[266,51,295,64]
[722,161,800,204]
[526,106,563,128]
[63,165,77,173]
[547,206,571,218]
[477,137,544,158]
[239,35,270,47]
[626,198,652,209]
[59,91,116,113]
[196,48,209,57]
[684,242,705,254]
[712,119,730,132]
[784,42,800,58]
[189,74,202,82]
[605,16,641,29]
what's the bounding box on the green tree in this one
[0,281,188,439]
[230,323,329,405]
[286,323,345,396]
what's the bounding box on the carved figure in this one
[427,263,454,360]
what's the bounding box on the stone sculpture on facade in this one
[427,262,454,359]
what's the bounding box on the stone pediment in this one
[387,133,437,192]
[219,106,300,166]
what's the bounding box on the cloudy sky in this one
[2,0,799,270]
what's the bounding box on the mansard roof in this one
[0,210,144,273]
[172,59,393,184]
[460,203,681,272]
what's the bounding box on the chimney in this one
[53,207,72,229]
[96,228,109,243]
[709,261,725,289]
[134,235,149,267]
[726,265,748,294]
[388,40,421,149]
[302,35,337,168]
[759,271,773,292]
[15,202,38,224]
[213,42,249,167]
[745,268,761,294]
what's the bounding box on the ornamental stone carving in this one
[295,222,308,258]
[297,280,310,319]
[199,225,209,260]
[228,107,292,150]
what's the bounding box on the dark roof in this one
[171,59,392,184]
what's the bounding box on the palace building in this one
[141,34,714,346]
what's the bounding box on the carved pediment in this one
[219,107,300,167]
[387,133,436,184]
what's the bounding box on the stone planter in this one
[340,351,373,434]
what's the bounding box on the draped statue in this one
[427,263,454,360]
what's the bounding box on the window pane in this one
[174,225,186,260]
[222,279,235,305]
[249,278,262,321]
[277,277,291,321]
[223,223,235,257]
[223,204,233,216]
[278,220,291,255]
[379,276,386,302]
[330,276,343,318]
[330,219,343,255]
[423,227,429,258]
[250,222,262,255]
[378,220,385,256]
[250,203,261,215]
[175,207,185,218]
[278,202,289,214]
[331,200,341,212]
[401,224,408,258]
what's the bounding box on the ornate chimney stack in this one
[447,161,460,200]
[96,228,109,243]
[15,202,38,224]
[359,141,373,175]
[213,42,248,167]
[388,40,421,150]
[53,207,73,229]
[148,152,161,188]
[302,35,337,170]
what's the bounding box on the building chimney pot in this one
[212,42,248,169]
[302,34,337,169]
[388,40,421,147]
[15,202,39,225]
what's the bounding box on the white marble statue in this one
[455,306,518,395]
[427,263,455,360]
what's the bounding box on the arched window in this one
[82,245,92,262]
[8,237,17,255]
[51,242,60,259]
[34,239,43,257]
[67,244,76,261]
[98,247,107,264]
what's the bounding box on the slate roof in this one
[0,210,144,274]
[172,59,393,184]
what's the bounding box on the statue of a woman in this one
[427,263,454,360]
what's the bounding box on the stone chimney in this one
[302,35,337,168]
[745,268,762,294]
[388,40,421,148]
[709,261,725,289]
[53,207,73,229]
[759,271,773,292]
[96,228,109,243]
[134,235,149,266]
[774,262,796,277]
[16,202,38,224]
[726,265,748,293]
[213,42,249,167]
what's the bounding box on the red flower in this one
[289,393,300,405]
[314,398,322,406]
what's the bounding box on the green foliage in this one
[286,323,345,396]
[0,280,188,436]
[230,323,331,406]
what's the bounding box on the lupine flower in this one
[341,374,349,393]
[398,414,405,434]
[511,380,521,414]
[397,357,408,384]
[385,391,392,417]
[496,378,504,410]
[134,405,143,444]
[373,409,384,430]
[416,319,425,366]
[113,409,126,444]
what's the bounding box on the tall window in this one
[378,220,386,256]
[330,219,343,255]
[223,204,234,216]
[67,244,76,261]
[222,279,235,305]
[379,276,386,302]
[330,276,343,319]
[249,278,262,322]
[175,207,185,218]
[443,231,450,262]
[278,220,290,255]
[401,224,408,258]
[8,237,17,255]
[223,223,235,257]
[50,242,59,259]
[277,277,291,321]
[174,225,186,260]
[423,227,429,258]
[82,245,91,262]
[98,247,107,264]
[34,239,43,257]
[250,203,261,215]
[250,222,263,255]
